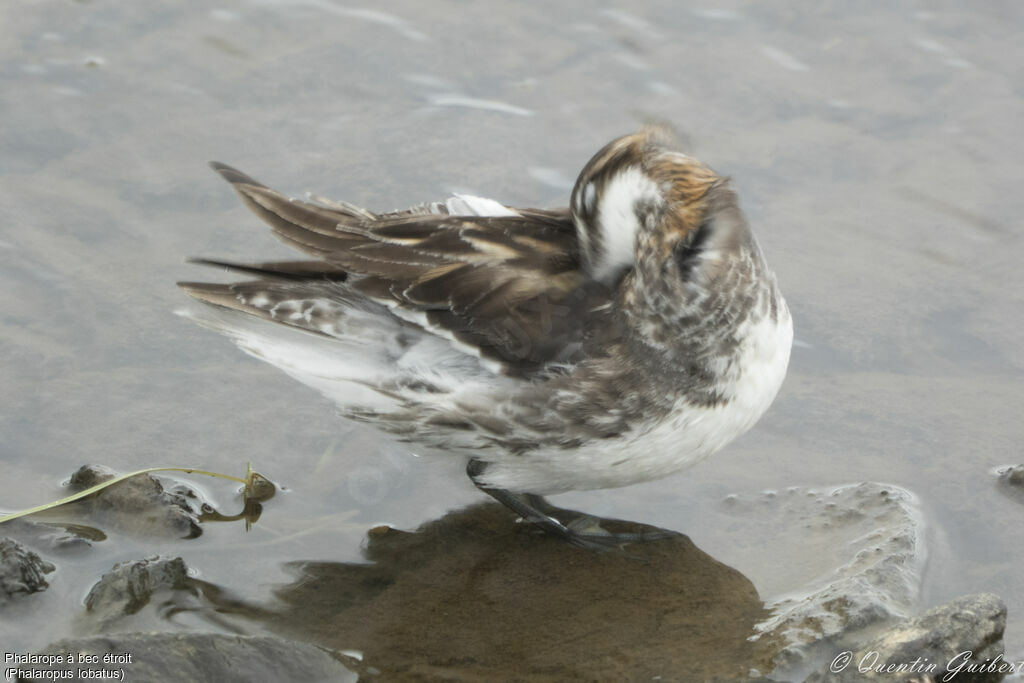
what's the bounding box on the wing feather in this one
[183,163,609,374]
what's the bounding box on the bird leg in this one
[465,458,679,551]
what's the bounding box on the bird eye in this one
[673,217,712,279]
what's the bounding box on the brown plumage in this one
[181,162,614,373]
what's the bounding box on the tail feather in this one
[184,258,349,282]
[176,288,495,419]
[176,302,405,413]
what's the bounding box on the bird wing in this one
[179,163,609,376]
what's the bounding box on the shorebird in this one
[179,125,792,548]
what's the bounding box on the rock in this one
[67,464,202,538]
[0,538,54,604]
[1,518,106,553]
[729,483,925,669]
[806,593,1008,682]
[18,632,358,682]
[994,464,1024,497]
[84,556,195,622]
[261,502,769,681]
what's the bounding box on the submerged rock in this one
[0,538,55,604]
[84,556,196,623]
[806,593,1008,682]
[1,518,106,553]
[21,633,358,682]
[259,502,769,681]
[725,483,925,668]
[994,464,1024,499]
[67,464,203,538]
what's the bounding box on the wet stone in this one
[1,518,106,554]
[84,556,195,622]
[727,483,925,669]
[67,464,202,538]
[260,502,769,681]
[22,633,358,683]
[806,593,1008,683]
[995,464,1024,498]
[0,538,55,605]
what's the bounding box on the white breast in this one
[485,299,794,494]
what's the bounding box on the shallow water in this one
[2,0,1024,678]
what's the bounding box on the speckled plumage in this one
[179,125,792,498]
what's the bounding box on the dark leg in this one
[465,458,679,551]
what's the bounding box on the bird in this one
[178,124,793,549]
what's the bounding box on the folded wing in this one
[180,164,610,377]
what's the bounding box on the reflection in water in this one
[206,503,771,680]
[197,497,264,529]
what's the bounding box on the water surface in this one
[2,0,1023,676]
